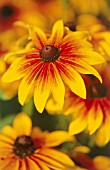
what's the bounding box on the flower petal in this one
[34,64,50,113]
[49,20,64,46]
[19,160,26,170]
[49,63,65,110]
[69,115,87,135]
[57,62,86,99]
[2,58,24,83]
[1,126,17,140]
[13,112,32,136]
[44,131,73,147]
[29,27,47,49]
[88,102,103,135]
[38,148,75,167]
[96,118,110,146]
[26,158,41,170]
[18,72,35,106]
[35,159,50,170]
[73,59,102,82]
[0,158,19,170]
[79,49,105,65]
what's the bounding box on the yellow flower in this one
[62,63,110,146]
[2,20,104,113]
[76,14,110,60]
[0,112,75,170]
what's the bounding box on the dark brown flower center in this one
[0,5,14,18]
[89,83,108,98]
[13,135,36,158]
[40,45,60,62]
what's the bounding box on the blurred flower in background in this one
[0,0,110,170]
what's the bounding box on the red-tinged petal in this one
[38,148,75,167]
[49,63,65,110]
[57,62,86,99]
[26,158,41,170]
[44,131,73,147]
[34,153,65,169]
[19,160,26,170]
[48,20,64,46]
[1,126,17,140]
[88,102,103,135]
[13,112,32,136]
[69,115,87,135]
[34,64,50,113]
[18,59,44,105]
[73,59,102,82]
[31,157,50,170]
[2,58,25,83]
[29,27,47,49]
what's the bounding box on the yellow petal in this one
[49,20,64,46]
[46,98,62,114]
[35,153,65,169]
[2,58,24,83]
[74,146,90,154]
[13,112,32,136]
[44,131,73,147]
[58,63,86,99]
[0,159,19,170]
[29,26,47,48]
[1,126,17,140]
[96,117,110,146]
[69,116,87,135]
[18,71,35,105]
[73,59,102,82]
[50,63,65,110]
[34,65,50,113]
[38,148,75,167]
[88,103,103,135]
[26,158,41,170]
[80,49,105,65]
[93,156,110,170]
[35,159,50,170]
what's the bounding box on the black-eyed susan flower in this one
[64,63,110,145]
[2,20,104,113]
[0,112,75,170]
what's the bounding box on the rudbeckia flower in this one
[2,20,104,113]
[76,14,110,60]
[0,112,75,170]
[64,63,110,145]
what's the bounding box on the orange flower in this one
[0,112,74,170]
[2,20,104,113]
[63,63,110,145]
